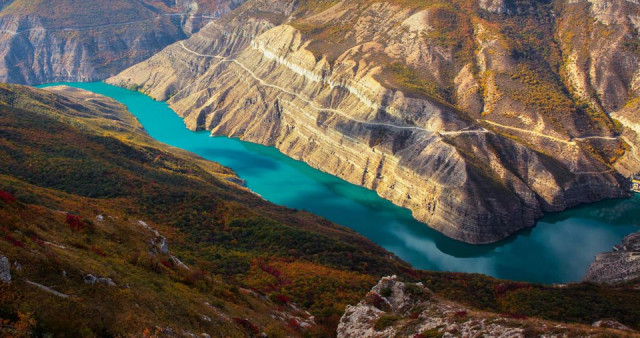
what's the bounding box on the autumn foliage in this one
[65,213,85,231]
[232,318,259,334]
[0,190,15,204]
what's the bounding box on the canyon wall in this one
[109,0,640,243]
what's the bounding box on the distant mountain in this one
[0,0,246,84]
[109,0,640,243]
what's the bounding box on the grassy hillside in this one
[0,84,409,336]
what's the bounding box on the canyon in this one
[108,0,640,243]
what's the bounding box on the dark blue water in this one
[38,82,640,284]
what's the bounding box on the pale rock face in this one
[109,0,636,244]
[479,0,510,13]
[0,0,247,84]
[0,255,10,283]
[454,63,483,117]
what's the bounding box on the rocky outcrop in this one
[479,0,511,14]
[109,0,639,243]
[0,255,10,283]
[83,274,116,286]
[583,231,640,284]
[337,276,630,337]
[0,0,246,84]
[593,319,633,331]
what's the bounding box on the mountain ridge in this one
[0,0,248,84]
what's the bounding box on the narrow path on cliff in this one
[480,120,621,145]
[0,13,217,35]
[177,41,622,176]
[178,42,490,137]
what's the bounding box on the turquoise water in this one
[39,82,640,284]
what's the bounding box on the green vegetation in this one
[420,272,640,329]
[374,314,401,331]
[380,286,393,298]
[417,328,444,337]
[382,63,450,102]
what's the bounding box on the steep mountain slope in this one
[0,0,246,84]
[108,0,640,243]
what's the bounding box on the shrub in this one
[366,292,391,312]
[0,191,16,204]
[91,246,107,257]
[380,287,393,298]
[405,283,430,300]
[287,318,300,330]
[374,314,400,331]
[274,294,291,305]
[453,311,467,318]
[415,328,443,338]
[232,318,259,334]
[4,234,25,248]
[65,213,84,232]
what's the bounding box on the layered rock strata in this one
[108,0,640,243]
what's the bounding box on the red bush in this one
[0,190,16,204]
[502,313,527,320]
[232,318,259,334]
[31,236,45,247]
[260,265,281,278]
[288,318,300,330]
[370,292,389,311]
[4,234,25,248]
[91,246,107,257]
[453,311,467,318]
[66,213,85,232]
[274,294,291,305]
[160,260,173,268]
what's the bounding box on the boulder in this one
[0,255,11,283]
[592,319,632,331]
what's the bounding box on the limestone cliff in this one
[0,0,246,84]
[108,0,640,244]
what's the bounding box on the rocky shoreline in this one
[584,231,640,285]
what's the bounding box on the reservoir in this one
[39,82,640,284]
